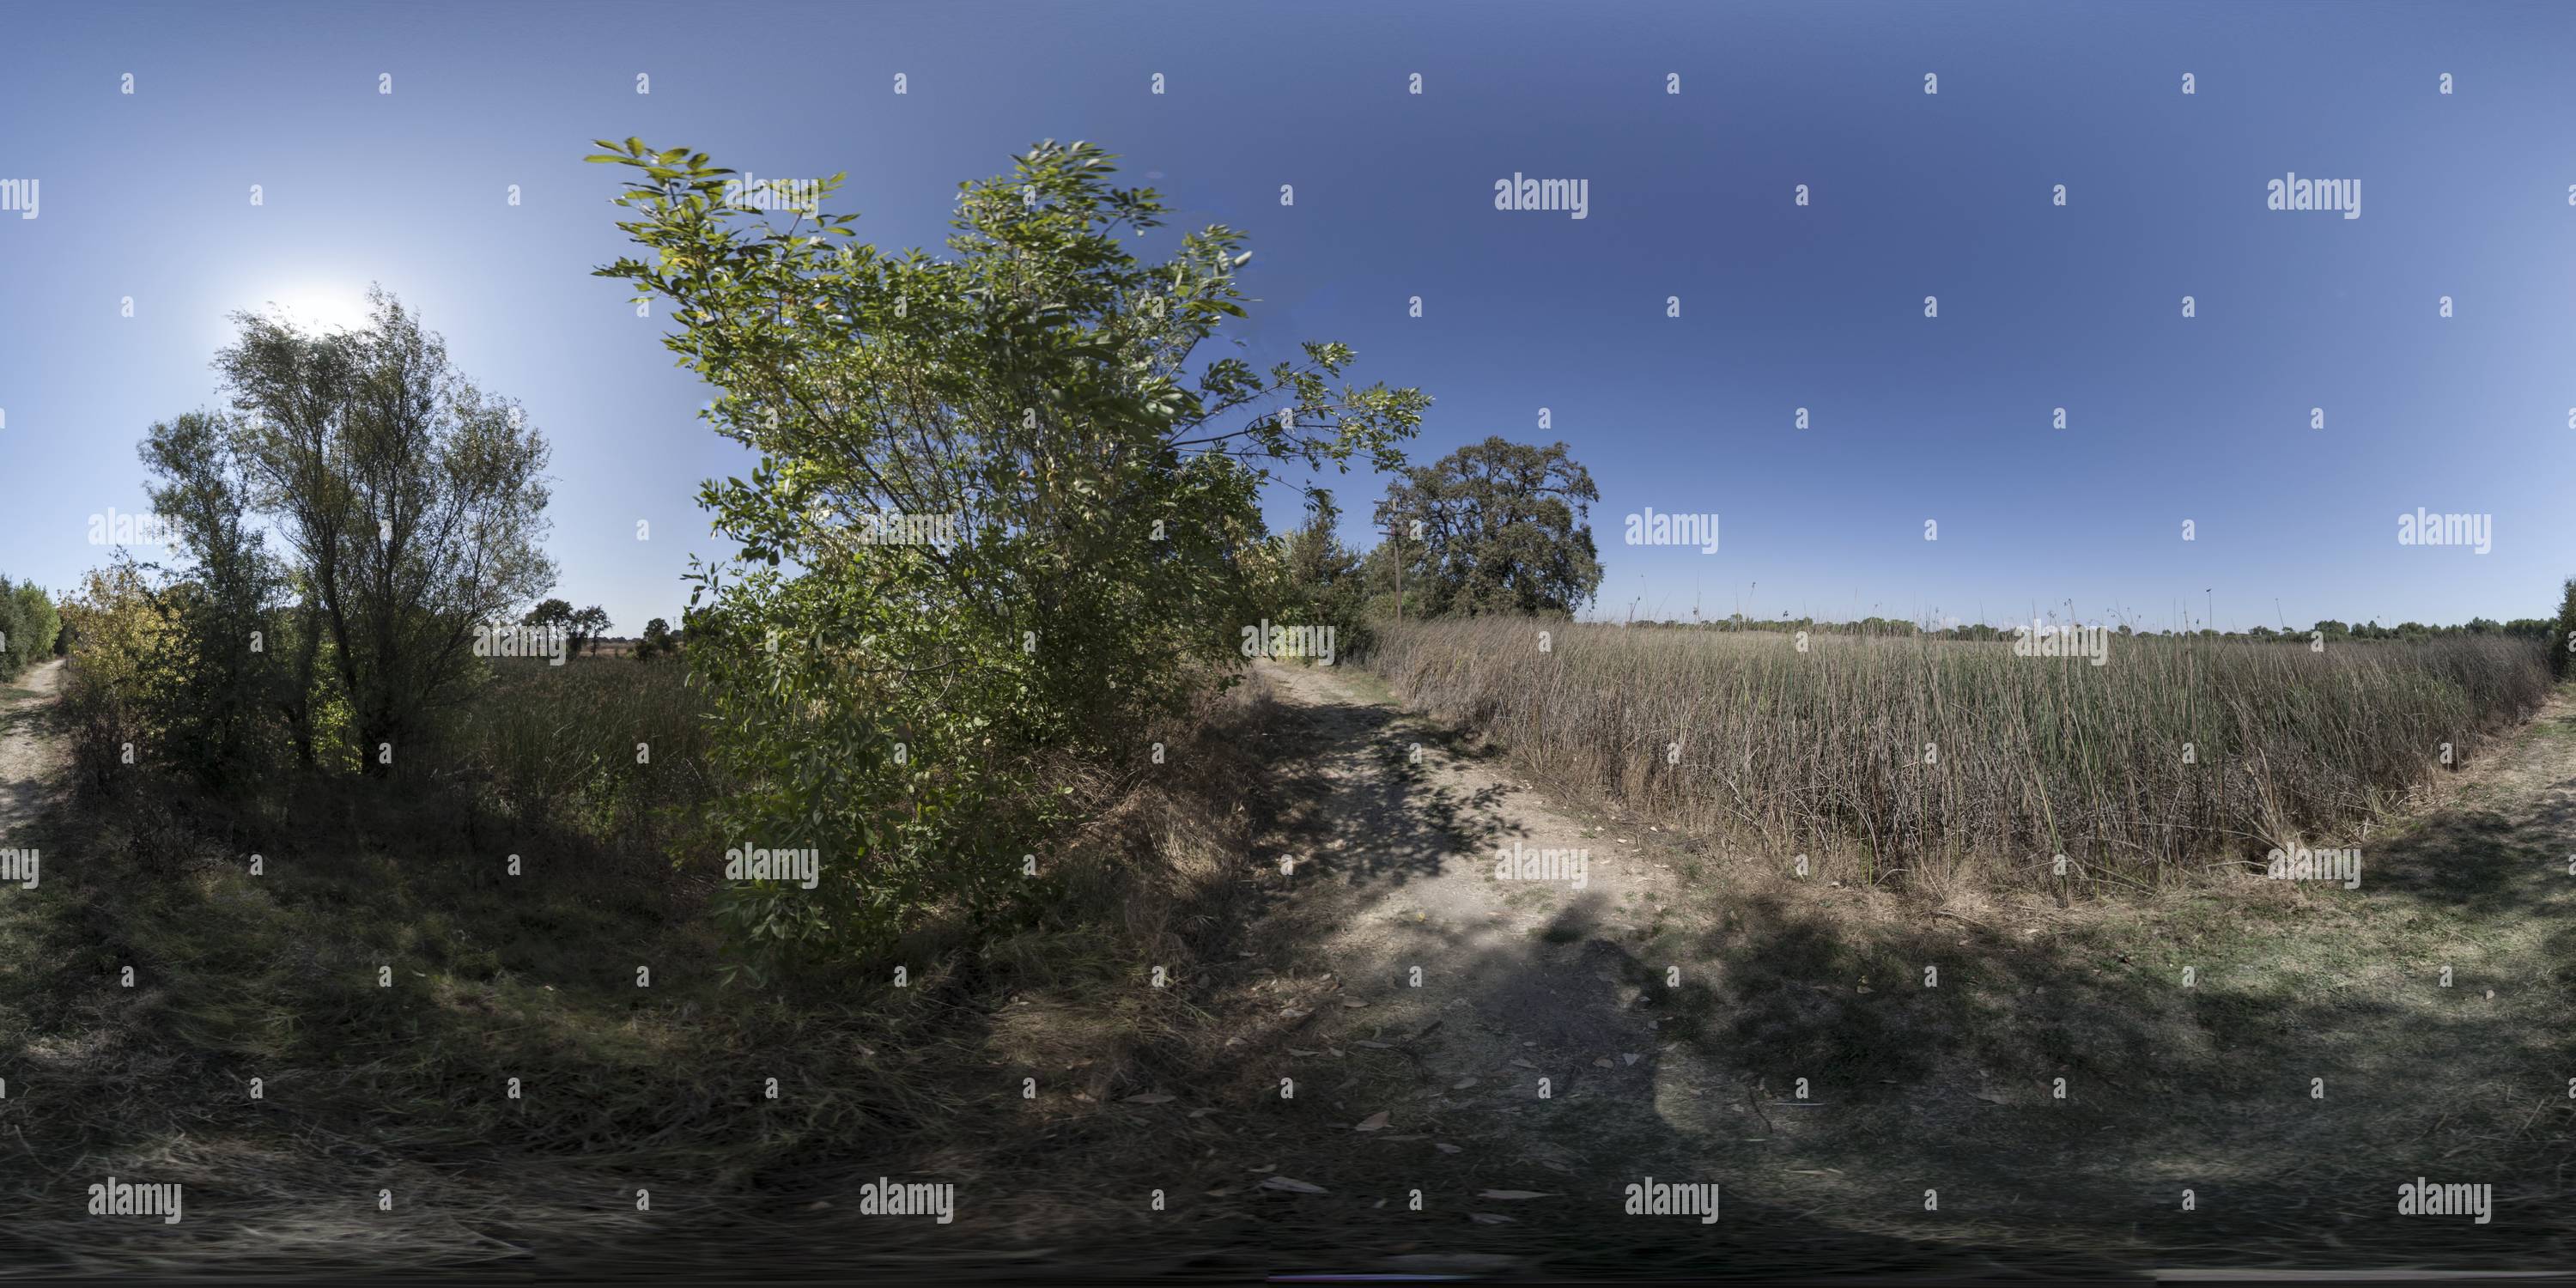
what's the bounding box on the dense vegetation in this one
[587,137,1427,963]
[1367,617,2554,892]
[0,575,62,681]
[58,293,555,796]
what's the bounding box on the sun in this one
[259,283,376,335]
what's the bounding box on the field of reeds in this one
[1364,619,2555,892]
[441,654,720,863]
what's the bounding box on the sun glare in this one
[260,284,375,335]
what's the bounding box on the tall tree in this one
[216,289,556,774]
[1375,436,1602,617]
[569,605,611,655]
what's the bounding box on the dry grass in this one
[1365,619,2551,894]
[0,662,1302,1273]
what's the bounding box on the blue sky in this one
[2,0,2568,633]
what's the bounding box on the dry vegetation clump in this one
[1366,618,2552,892]
[0,662,1296,1270]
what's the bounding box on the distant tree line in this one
[1611,614,2564,643]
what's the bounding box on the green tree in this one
[1375,436,1601,617]
[522,598,574,641]
[568,605,611,656]
[216,289,556,775]
[635,617,674,661]
[1253,489,1372,656]
[0,579,62,680]
[139,410,292,783]
[590,136,1426,959]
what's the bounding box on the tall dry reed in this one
[1367,620,2551,891]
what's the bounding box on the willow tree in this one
[215,291,556,775]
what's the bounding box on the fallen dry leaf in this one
[1261,1176,1328,1194]
[1354,1111,1391,1132]
[1124,1092,1176,1104]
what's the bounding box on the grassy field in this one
[1364,620,2553,895]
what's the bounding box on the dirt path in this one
[0,659,68,835]
[1238,659,2576,1274]
[0,659,76,1271]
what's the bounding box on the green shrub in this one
[0,575,61,681]
[590,137,1426,963]
[2552,576,2576,679]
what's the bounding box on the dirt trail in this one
[1240,658,2576,1274]
[0,659,68,835]
[1253,659,1713,1108]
